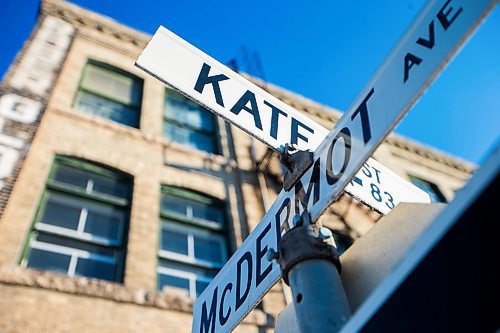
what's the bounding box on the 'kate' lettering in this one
[230,90,263,130]
[194,63,229,107]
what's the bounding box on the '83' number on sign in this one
[369,182,394,209]
[352,162,395,210]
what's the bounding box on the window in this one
[408,175,447,203]
[158,186,227,298]
[21,156,132,282]
[74,61,143,128]
[333,232,353,256]
[163,89,219,154]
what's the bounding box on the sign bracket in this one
[273,210,351,332]
[279,144,314,191]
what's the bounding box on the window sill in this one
[0,264,274,327]
[160,211,224,232]
[52,106,147,141]
[1,264,193,311]
[157,250,224,270]
[161,138,237,169]
[50,107,238,170]
[34,223,121,247]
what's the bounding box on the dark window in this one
[21,156,132,283]
[157,186,227,298]
[163,89,219,154]
[409,175,447,203]
[333,232,353,256]
[74,61,143,128]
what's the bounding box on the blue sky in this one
[1,0,498,165]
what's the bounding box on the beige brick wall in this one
[0,284,194,333]
[0,15,283,331]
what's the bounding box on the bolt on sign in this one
[136,0,497,332]
[136,28,432,215]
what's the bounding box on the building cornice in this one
[244,73,343,123]
[41,0,151,49]
[385,134,475,174]
[247,76,475,175]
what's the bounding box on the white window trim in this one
[38,191,124,245]
[157,265,213,299]
[85,179,94,193]
[162,196,224,226]
[159,223,226,268]
[54,165,126,200]
[30,238,116,264]
[26,237,116,277]
[35,223,119,247]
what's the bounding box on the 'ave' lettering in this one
[403,0,463,82]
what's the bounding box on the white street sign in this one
[137,0,495,332]
[136,26,324,153]
[344,159,430,213]
[136,26,431,214]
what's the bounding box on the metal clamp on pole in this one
[273,210,351,333]
[279,144,314,192]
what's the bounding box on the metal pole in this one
[275,211,351,332]
[288,258,351,332]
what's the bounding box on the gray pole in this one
[274,210,351,333]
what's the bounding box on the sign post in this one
[136,0,496,332]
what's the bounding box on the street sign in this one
[135,27,431,214]
[136,0,495,332]
[136,25,324,153]
[344,159,430,214]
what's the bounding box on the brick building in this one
[0,0,474,332]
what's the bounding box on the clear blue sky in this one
[1,0,498,165]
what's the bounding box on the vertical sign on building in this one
[0,16,75,217]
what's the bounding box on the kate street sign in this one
[136,0,496,332]
[135,26,431,215]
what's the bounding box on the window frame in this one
[157,264,213,299]
[73,60,143,128]
[408,174,447,203]
[157,186,228,298]
[163,89,220,154]
[160,186,225,231]
[35,190,126,247]
[26,231,118,277]
[158,221,227,269]
[20,156,132,283]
